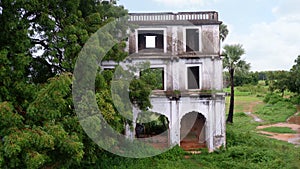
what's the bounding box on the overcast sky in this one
[117,0,300,71]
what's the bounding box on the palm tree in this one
[219,23,229,42]
[223,44,250,123]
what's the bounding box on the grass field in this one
[227,95,264,113]
[260,127,297,134]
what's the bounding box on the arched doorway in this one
[135,112,169,149]
[180,112,206,150]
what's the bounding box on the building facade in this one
[102,11,226,151]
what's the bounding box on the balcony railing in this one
[128,11,218,22]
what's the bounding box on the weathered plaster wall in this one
[149,95,226,151]
[102,17,225,151]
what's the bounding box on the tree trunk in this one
[227,68,234,123]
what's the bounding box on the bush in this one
[263,93,284,104]
[290,95,300,105]
[236,84,268,95]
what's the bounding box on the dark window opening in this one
[187,66,200,89]
[140,68,164,90]
[138,30,164,52]
[186,29,199,52]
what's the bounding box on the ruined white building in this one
[102,11,226,151]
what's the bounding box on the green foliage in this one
[219,23,229,42]
[257,93,296,123]
[129,78,152,111]
[266,70,290,96]
[96,89,124,133]
[136,112,169,135]
[0,1,34,107]
[290,95,300,105]
[0,102,24,136]
[27,73,73,124]
[224,71,259,87]
[0,0,128,85]
[236,84,268,96]
[0,0,132,168]
[140,68,164,90]
[289,55,300,94]
[0,74,89,168]
[223,44,248,71]
[81,146,198,169]
[263,93,284,104]
[223,44,250,123]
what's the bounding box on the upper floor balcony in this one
[128,11,220,25]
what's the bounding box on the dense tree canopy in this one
[288,55,300,94]
[0,0,132,168]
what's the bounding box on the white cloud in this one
[272,0,300,19]
[225,0,300,71]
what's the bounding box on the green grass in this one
[224,84,269,97]
[261,127,297,134]
[225,95,264,113]
[255,101,296,123]
[224,88,252,96]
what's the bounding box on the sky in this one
[117,0,300,71]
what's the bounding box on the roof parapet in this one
[128,11,218,22]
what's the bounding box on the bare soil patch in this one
[242,100,300,145]
[255,106,300,146]
[257,123,300,145]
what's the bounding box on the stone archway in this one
[135,112,170,149]
[180,111,206,150]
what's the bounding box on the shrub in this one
[263,93,284,104]
[290,95,300,105]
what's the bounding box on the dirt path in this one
[243,101,264,122]
[244,101,263,113]
[245,112,264,122]
[242,101,300,146]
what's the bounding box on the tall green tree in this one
[223,44,250,123]
[0,74,86,168]
[27,0,127,75]
[288,55,300,94]
[267,70,290,96]
[0,0,131,168]
[0,0,36,109]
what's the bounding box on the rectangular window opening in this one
[140,68,164,90]
[138,30,164,53]
[187,66,200,89]
[186,29,199,52]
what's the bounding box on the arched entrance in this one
[135,112,169,149]
[180,112,206,150]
